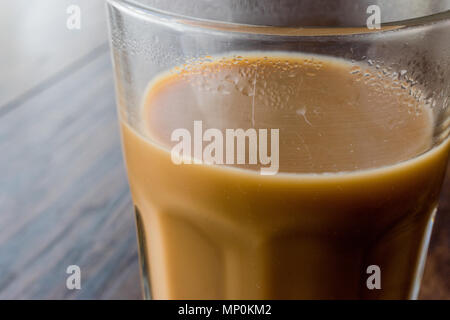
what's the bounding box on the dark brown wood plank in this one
[0,51,140,299]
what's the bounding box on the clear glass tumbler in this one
[106,0,450,299]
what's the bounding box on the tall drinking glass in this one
[106,0,450,299]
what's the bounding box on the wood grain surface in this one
[0,0,108,112]
[0,0,448,300]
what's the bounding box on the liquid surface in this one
[120,53,449,299]
[142,53,433,173]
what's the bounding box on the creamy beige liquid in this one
[120,54,449,299]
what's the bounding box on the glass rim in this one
[108,0,450,37]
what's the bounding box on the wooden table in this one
[0,0,448,299]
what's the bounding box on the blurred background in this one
[0,0,448,299]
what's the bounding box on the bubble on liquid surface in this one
[349,66,361,75]
[296,106,312,126]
